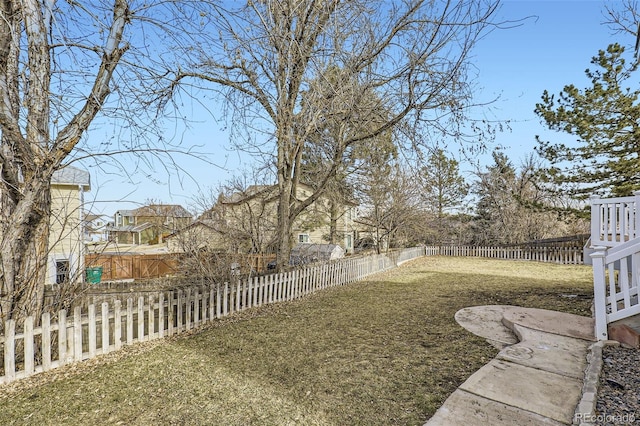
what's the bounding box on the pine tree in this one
[535,43,640,198]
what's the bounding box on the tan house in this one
[166,219,224,253]
[109,204,193,245]
[169,184,357,255]
[48,166,91,285]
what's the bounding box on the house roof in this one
[132,204,192,218]
[219,182,357,205]
[84,213,109,222]
[52,166,90,189]
[220,185,277,204]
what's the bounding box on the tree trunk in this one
[0,177,51,335]
[276,175,294,270]
[329,200,338,245]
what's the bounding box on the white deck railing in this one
[590,192,640,340]
[590,193,640,247]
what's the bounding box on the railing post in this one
[591,246,608,340]
[590,194,601,246]
[634,191,640,240]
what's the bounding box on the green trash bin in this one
[86,267,103,284]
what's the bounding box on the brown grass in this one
[0,256,593,425]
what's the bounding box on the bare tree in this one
[169,0,501,269]
[471,152,588,245]
[0,1,210,331]
[356,161,423,253]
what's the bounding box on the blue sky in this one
[470,0,623,168]
[86,0,626,216]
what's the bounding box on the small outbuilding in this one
[290,243,345,264]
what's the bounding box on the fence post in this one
[591,246,608,340]
[4,319,15,382]
[590,195,602,245]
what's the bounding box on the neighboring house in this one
[84,213,112,242]
[108,204,193,245]
[166,219,225,253]
[172,183,357,255]
[48,166,91,285]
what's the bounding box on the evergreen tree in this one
[535,43,640,198]
[419,149,469,244]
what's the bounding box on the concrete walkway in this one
[425,305,596,425]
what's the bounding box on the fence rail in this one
[425,245,585,265]
[1,248,423,385]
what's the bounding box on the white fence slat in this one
[58,309,67,365]
[42,312,51,371]
[158,293,165,339]
[4,319,15,381]
[114,300,122,350]
[236,282,241,312]
[168,292,175,337]
[101,302,109,354]
[185,289,192,331]
[88,304,96,358]
[24,316,34,376]
[137,296,145,342]
[216,283,221,319]
[223,282,229,316]
[177,290,183,332]
[73,306,82,361]
[149,295,156,338]
[126,299,134,345]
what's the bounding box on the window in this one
[56,260,70,284]
[346,234,352,249]
[298,234,309,243]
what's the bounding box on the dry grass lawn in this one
[0,256,593,425]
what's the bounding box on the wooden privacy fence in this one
[1,248,421,385]
[428,245,585,265]
[85,253,178,281]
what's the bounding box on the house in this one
[48,166,91,285]
[84,213,112,242]
[170,183,357,255]
[166,219,225,253]
[108,204,193,245]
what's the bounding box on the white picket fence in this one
[426,245,584,265]
[0,248,424,385]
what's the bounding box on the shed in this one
[291,243,345,264]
